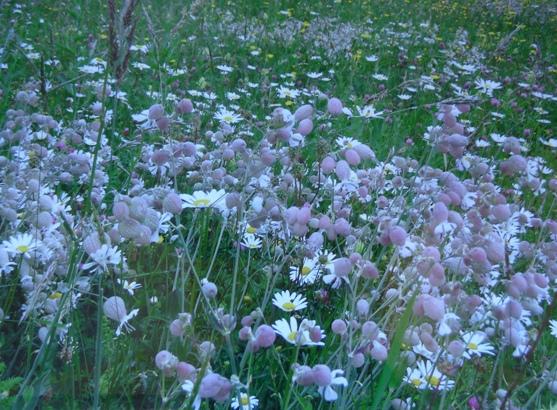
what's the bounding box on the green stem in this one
[85,69,109,214]
[282,345,301,410]
[92,275,104,409]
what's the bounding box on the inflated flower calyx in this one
[370,340,388,361]
[176,362,196,381]
[312,365,332,386]
[148,104,164,121]
[294,104,313,122]
[327,98,343,115]
[294,365,315,386]
[389,226,407,246]
[201,279,217,299]
[176,98,193,114]
[414,295,445,321]
[199,373,232,402]
[320,156,336,173]
[331,319,347,335]
[155,350,178,376]
[162,192,183,214]
[356,299,370,316]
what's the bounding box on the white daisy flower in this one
[216,64,233,73]
[397,94,412,100]
[241,234,262,250]
[306,72,322,79]
[226,92,241,101]
[357,105,384,119]
[231,393,259,409]
[315,250,336,272]
[322,265,350,289]
[540,138,557,148]
[272,317,325,346]
[276,86,301,99]
[365,55,379,62]
[3,233,39,255]
[78,58,106,74]
[272,290,308,312]
[490,133,507,143]
[131,109,156,130]
[475,78,502,97]
[412,343,439,362]
[214,107,242,124]
[131,62,151,71]
[404,360,454,391]
[180,189,226,210]
[130,44,149,53]
[289,257,320,285]
[372,73,388,81]
[335,136,361,149]
[461,331,495,359]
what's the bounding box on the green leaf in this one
[370,291,417,410]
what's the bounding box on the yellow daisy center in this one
[49,291,62,300]
[240,395,249,405]
[282,302,296,311]
[192,198,210,207]
[411,378,422,387]
[16,245,29,253]
[426,375,440,387]
[287,331,298,341]
[246,226,257,234]
[301,266,311,276]
[467,342,478,350]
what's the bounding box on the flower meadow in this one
[1,0,557,408]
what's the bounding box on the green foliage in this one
[0,0,556,408]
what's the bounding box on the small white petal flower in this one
[82,244,122,273]
[117,279,142,296]
[550,320,557,338]
[317,369,348,402]
[103,296,139,336]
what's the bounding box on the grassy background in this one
[1,0,557,408]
